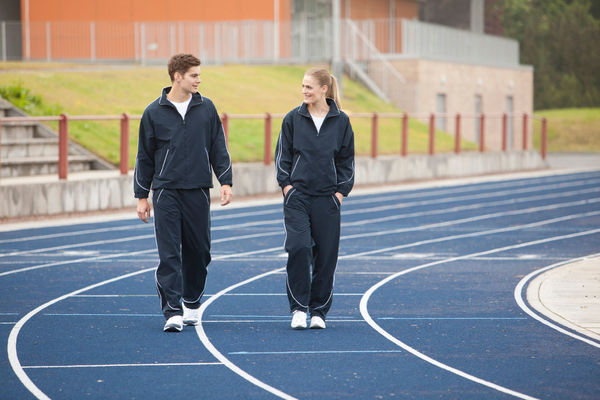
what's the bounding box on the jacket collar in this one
[159,86,204,106]
[297,98,341,118]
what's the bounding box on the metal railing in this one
[0,112,546,180]
[1,18,521,67]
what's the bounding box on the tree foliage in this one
[496,0,600,109]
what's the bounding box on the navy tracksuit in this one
[275,99,355,319]
[134,88,232,320]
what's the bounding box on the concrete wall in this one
[0,151,547,219]
[388,57,534,151]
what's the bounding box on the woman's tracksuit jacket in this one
[134,87,232,320]
[275,99,355,319]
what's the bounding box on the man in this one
[134,53,232,332]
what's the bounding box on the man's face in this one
[174,66,201,94]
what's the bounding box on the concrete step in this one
[2,138,59,158]
[0,121,46,139]
[1,155,98,177]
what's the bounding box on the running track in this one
[1,169,599,399]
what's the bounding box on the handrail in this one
[0,112,545,181]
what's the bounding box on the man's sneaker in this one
[163,315,183,332]
[182,303,199,326]
[309,315,326,329]
[291,310,307,329]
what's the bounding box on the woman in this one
[275,67,355,329]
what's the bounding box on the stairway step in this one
[1,138,60,158]
[1,155,99,177]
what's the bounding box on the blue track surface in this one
[1,170,599,399]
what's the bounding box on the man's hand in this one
[220,184,232,206]
[335,192,344,205]
[137,198,151,223]
[283,185,293,196]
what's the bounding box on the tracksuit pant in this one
[153,188,211,320]
[283,188,341,319]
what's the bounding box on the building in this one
[2,0,533,150]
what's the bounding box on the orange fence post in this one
[541,117,547,160]
[371,113,378,158]
[522,113,528,150]
[58,113,68,180]
[221,113,229,145]
[502,113,507,151]
[479,113,485,152]
[264,113,272,165]
[120,113,129,175]
[429,113,435,155]
[454,113,461,154]
[401,113,408,157]
[0,119,2,180]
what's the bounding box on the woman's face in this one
[302,75,327,105]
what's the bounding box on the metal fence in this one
[1,18,520,67]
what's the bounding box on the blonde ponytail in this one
[305,67,342,109]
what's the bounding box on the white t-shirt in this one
[311,115,325,133]
[170,96,192,120]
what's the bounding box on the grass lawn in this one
[0,63,474,167]
[533,108,600,152]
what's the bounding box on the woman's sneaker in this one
[291,310,307,329]
[182,303,199,326]
[309,315,326,329]
[163,315,183,332]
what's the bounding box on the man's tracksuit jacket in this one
[134,87,232,319]
[275,98,355,318]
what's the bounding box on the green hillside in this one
[0,62,472,166]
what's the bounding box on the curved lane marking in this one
[514,254,600,348]
[360,228,600,400]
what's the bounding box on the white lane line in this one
[341,179,600,217]
[195,211,600,400]
[195,267,298,400]
[514,254,600,348]
[0,230,281,259]
[342,187,599,228]
[1,186,596,263]
[23,362,222,369]
[346,173,600,206]
[6,245,293,400]
[0,231,284,277]
[229,350,403,355]
[2,172,593,243]
[342,210,600,259]
[7,265,156,400]
[7,181,599,398]
[359,228,600,400]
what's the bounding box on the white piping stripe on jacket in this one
[216,125,232,181]
[337,160,355,186]
[275,130,289,176]
[290,155,301,177]
[134,158,150,192]
[158,149,169,176]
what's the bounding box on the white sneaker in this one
[291,310,307,329]
[182,303,199,326]
[310,316,326,329]
[163,315,183,332]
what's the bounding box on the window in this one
[474,94,482,145]
[506,96,514,149]
[436,93,446,131]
